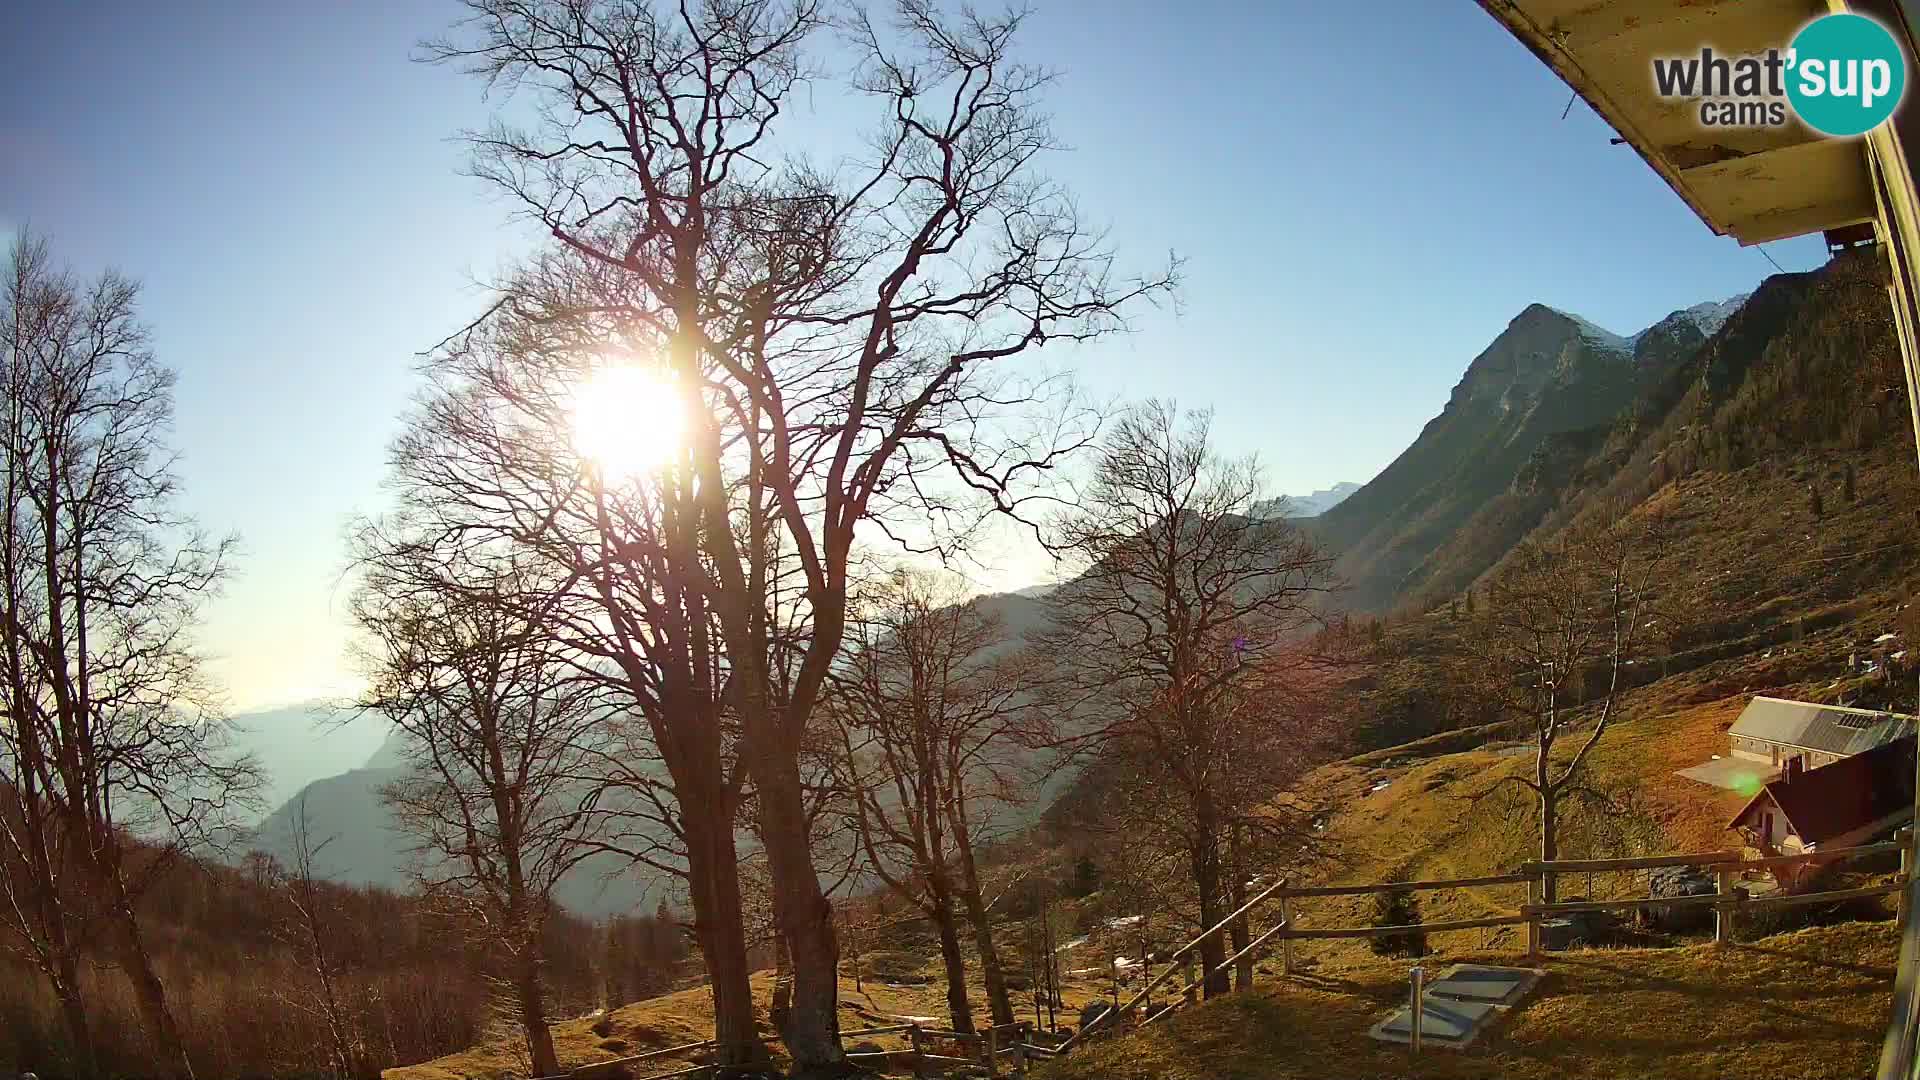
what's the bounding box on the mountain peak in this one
[1524,304,1632,351]
[1446,303,1631,415]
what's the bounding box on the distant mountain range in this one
[227,701,389,818]
[1255,482,1362,520]
[248,724,654,917]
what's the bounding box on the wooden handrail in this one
[1523,893,1724,916]
[1158,917,1297,1007]
[1279,872,1530,898]
[1215,917,1292,973]
[839,1023,919,1038]
[1058,874,1292,1051]
[1741,881,1904,908]
[1728,841,1905,870]
[1522,850,1742,873]
[1282,913,1530,939]
[634,1066,712,1080]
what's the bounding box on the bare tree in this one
[1458,513,1670,903]
[421,2,1174,1069]
[826,569,1045,1031]
[374,298,784,1069]
[1038,401,1337,999]
[0,231,255,1079]
[351,554,607,1079]
[272,794,372,1080]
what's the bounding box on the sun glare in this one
[569,365,685,480]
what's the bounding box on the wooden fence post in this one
[986,1022,999,1077]
[1013,1041,1027,1079]
[910,1025,926,1079]
[1279,892,1295,976]
[1715,865,1736,945]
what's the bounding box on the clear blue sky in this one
[0,1,1827,710]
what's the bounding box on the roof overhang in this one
[1477,0,1879,245]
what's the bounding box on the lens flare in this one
[569,365,684,480]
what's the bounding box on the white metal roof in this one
[1476,0,1877,245]
[1729,695,1916,756]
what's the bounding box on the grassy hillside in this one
[1036,922,1896,1080]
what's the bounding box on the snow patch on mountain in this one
[1626,293,1750,347]
[1257,482,1361,519]
[1543,307,1633,355]
[1676,293,1749,337]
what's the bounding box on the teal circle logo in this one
[1787,13,1906,137]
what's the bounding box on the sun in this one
[569,365,686,480]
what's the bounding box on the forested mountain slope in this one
[1315,292,1747,610]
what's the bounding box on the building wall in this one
[1739,794,1796,853]
[1729,735,1843,770]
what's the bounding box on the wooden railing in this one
[1061,830,1912,1054]
[542,831,1911,1077]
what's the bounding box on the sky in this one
[0,1,1829,713]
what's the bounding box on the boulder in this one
[1079,1000,1117,1034]
[1644,866,1716,932]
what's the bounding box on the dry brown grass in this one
[1039,921,1897,1080]
[384,953,1129,1080]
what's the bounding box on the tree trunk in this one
[956,879,1016,1029]
[107,875,194,1080]
[50,957,92,1074]
[512,952,560,1078]
[682,807,769,1070]
[951,822,1016,1029]
[1192,791,1229,999]
[1539,785,1560,905]
[1227,823,1252,992]
[931,896,976,1034]
[749,758,846,1077]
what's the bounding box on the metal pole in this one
[1902,826,1913,924]
[1409,966,1425,1056]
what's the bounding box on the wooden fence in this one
[1063,829,1913,1051]
[541,831,1911,1077]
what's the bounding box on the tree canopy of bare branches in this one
[352,554,609,1078]
[0,231,256,1079]
[1457,511,1672,902]
[412,2,1175,1070]
[827,568,1051,1031]
[1037,401,1338,997]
